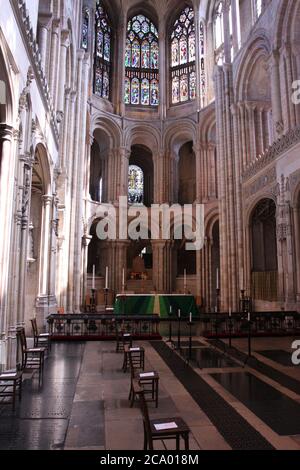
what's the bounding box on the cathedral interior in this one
[0,0,300,454]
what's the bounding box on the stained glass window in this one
[170,6,196,105]
[125,15,159,106]
[93,1,112,99]
[81,7,89,50]
[199,22,206,108]
[128,165,144,204]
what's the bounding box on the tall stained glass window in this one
[128,165,144,204]
[199,22,206,108]
[82,7,90,50]
[94,1,112,99]
[125,15,159,106]
[170,6,196,105]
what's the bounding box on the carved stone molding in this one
[243,167,276,200]
[243,126,300,181]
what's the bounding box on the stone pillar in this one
[293,206,300,302]
[39,195,53,296]
[114,240,130,293]
[270,50,283,137]
[38,13,52,72]
[158,18,166,120]
[119,147,131,199]
[117,11,127,116]
[231,0,241,55]
[56,30,70,123]
[49,19,60,105]
[223,0,232,64]
[152,240,166,293]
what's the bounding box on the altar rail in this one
[47,314,161,340]
[47,311,300,341]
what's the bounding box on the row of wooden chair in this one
[0,319,51,410]
[116,330,190,450]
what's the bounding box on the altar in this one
[114,294,198,318]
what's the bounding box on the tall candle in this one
[189,312,192,323]
[178,309,181,319]
[184,269,187,289]
[92,265,95,290]
[216,268,219,290]
[248,312,251,322]
[240,268,244,291]
[122,267,125,290]
[105,266,108,289]
[170,305,172,315]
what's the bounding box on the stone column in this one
[270,50,283,137]
[293,206,300,302]
[38,13,52,72]
[119,147,131,199]
[231,0,241,55]
[223,0,232,64]
[152,240,166,293]
[117,11,127,116]
[115,240,130,293]
[158,18,166,120]
[56,30,70,123]
[38,195,53,296]
[49,19,60,106]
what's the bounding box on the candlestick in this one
[92,265,95,290]
[216,268,219,290]
[178,309,181,319]
[240,268,244,291]
[122,267,125,292]
[105,266,108,289]
[184,269,187,292]
[189,312,192,323]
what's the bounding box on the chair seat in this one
[0,371,22,381]
[150,417,189,436]
[26,348,45,353]
[38,333,50,337]
[139,371,159,380]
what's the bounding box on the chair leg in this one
[143,423,147,450]
[176,435,180,451]
[184,432,189,450]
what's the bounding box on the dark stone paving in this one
[179,341,206,348]
[0,342,85,450]
[151,341,274,450]
[258,350,295,367]
[211,372,300,436]
[181,347,235,368]
[209,339,300,395]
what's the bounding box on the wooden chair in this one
[17,328,45,384]
[128,351,159,408]
[123,345,144,373]
[136,388,190,450]
[0,369,23,410]
[115,326,132,353]
[30,318,51,351]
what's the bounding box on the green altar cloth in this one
[114,294,198,318]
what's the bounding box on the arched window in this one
[93,1,112,99]
[199,22,206,107]
[213,1,233,65]
[81,7,90,50]
[125,15,159,107]
[253,0,263,21]
[128,165,144,204]
[170,6,196,105]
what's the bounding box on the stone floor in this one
[0,336,299,450]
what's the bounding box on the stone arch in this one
[126,1,159,27]
[91,115,122,149]
[249,198,278,302]
[125,125,160,156]
[164,120,196,154]
[235,33,272,101]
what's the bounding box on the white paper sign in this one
[154,422,178,431]
[130,348,140,352]
[140,372,155,378]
